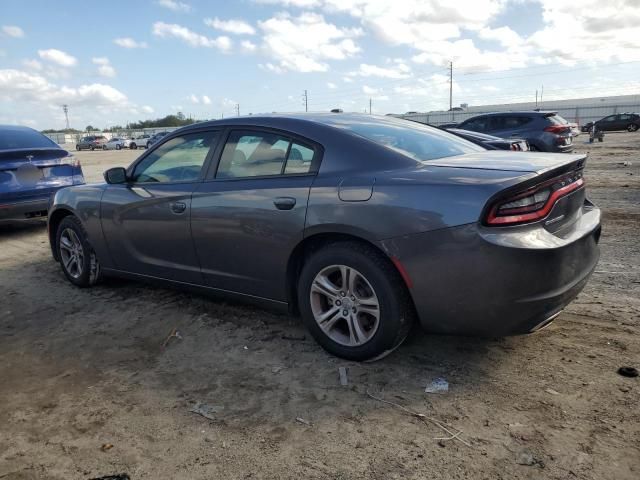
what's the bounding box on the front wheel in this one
[56,216,102,287]
[628,123,638,132]
[116,144,122,150]
[297,242,413,361]
[75,145,80,151]
[103,145,107,150]
[130,143,137,149]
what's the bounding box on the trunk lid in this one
[0,148,79,201]
[427,151,586,175]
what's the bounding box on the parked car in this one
[76,135,107,151]
[148,131,169,146]
[103,137,131,150]
[581,113,640,133]
[456,111,573,152]
[47,114,600,361]
[444,128,529,151]
[129,134,151,149]
[1,125,84,222]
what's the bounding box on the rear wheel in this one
[116,144,122,150]
[102,145,107,150]
[146,142,151,149]
[56,216,102,287]
[627,123,638,132]
[75,145,80,151]
[131,143,137,149]
[297,241,413,361]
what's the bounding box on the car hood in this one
[425,151,586,174]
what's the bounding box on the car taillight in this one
[68,155,80,167]
[485,171,584,226]
[544,125,570,134]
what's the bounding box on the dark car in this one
[148,131,170,147]
[456,111,573,152]
[444,128,529,151]
[1,125,84,222]
[581,113,640,133]
[76,135,107,151]
[47,114,600,361]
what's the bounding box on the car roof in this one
[178,112,427,134]
[0,124,42,133]
[463,111,557,118]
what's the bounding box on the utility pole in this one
[302,90,308,112]
[369,97,372,114]
[535,90,538,108]
[62,104,70,129]
[235,103,240,116]
[449,61,453,113]
[540,85,544,107]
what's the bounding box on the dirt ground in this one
[1,134,638,480]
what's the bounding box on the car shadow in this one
[0,219,47,237]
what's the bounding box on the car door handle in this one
[273,197,296,210]
[170,201,187,214]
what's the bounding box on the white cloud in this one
[240,40,257,53]
[255,0,320,6]
[153,22,232,52]
[22,59,42,70]
[478,26,523,48]
[350,62,411,79]
[259,62,286,74]
[0,69,127,107]
[141,105,154,113]
[204,17,256,35]
[157,0,191,12]
[327,82,337,89]
[38,49,77,67]
[528,0,640,64]
[114,37,148,49]
[92,57,116,78]
[2,25,24,38]
[362,85,379,95]
[258,12,362,72]
[187,94,212,104]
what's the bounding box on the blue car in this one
[0,125,84,222]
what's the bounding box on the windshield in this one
[326,117,483,161]
[0,128,59,150]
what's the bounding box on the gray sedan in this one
[47,114,601,361]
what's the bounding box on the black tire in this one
[75,145,80,151]
[131,143,137,149]
[627,123,638,132]
[90,146,95,151]
[529,144,539,151]
[146,142,151,149]
[297,241,414,361]
[102,145,107,150]
[116,144,121,150]
[56,216,102,288]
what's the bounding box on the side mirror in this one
[104,167,128,184]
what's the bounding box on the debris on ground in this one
[90,475,130,480]
[100,443,114,452]
[190,402,223,421]
[338,366,348,386]
[161,328,182,349]
[545,388,560,395]
[516,450,544,467]
[296,417,312,426]
[617,366,638,378]
[271,365,285,374]
[366,390,470,447]
[424,377,449,394]
[282,334,306,341]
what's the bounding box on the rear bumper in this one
[0,197,50,221]
[381,203,601,336]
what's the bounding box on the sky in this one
[1,0,640,130]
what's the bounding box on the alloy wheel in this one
[59,228,84,279]
[628,124,638,132]
[309,265,380,347]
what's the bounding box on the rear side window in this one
[334,120,483,161]
[499,116,532,129]
[0,128,59,150]
[216,130,316,179]
[461,116,490,132]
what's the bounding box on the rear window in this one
[546,114,569,125]
[0,128,59,150]
[332,118,483,161]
